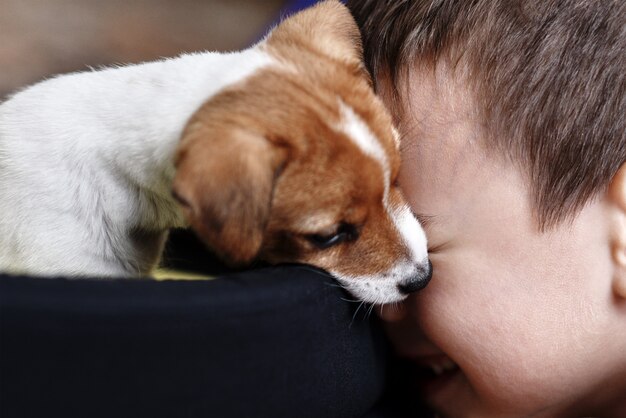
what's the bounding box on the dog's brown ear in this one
[266,0,364,68]
[173,128,286,266]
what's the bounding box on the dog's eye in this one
[306,223,359,250]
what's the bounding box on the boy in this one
[347,0,626,416]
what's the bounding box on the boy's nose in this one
[397,260,433,294]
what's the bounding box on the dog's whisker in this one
[324,281,345,289]
[297,266,336,279]
[349,300,367,328]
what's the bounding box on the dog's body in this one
[0,49,271,276]
[0,1,431,303]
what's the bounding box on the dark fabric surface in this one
[0,266,388,418]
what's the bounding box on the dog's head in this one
[172,0,431,304]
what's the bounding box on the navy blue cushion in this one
[0,266,387,418]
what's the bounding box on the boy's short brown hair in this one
[347,0,625,229]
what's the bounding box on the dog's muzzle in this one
[397,260,433,294]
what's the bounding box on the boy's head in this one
[347,0,626,416]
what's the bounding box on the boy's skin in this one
[373,62,626,415]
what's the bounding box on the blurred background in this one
[0,0,322,98]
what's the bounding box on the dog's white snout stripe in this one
[335,100,390,204]
[392,204,429,264]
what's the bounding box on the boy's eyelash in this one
[427,244,443,253]
[428,240,452,254]
[411,211,436,228]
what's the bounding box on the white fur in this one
[392,204,429,264]
[0,48,273,277]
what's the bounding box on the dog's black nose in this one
[397,260,433,294]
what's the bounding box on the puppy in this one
[0,1,431,303]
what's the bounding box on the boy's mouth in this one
[411,354,461,398]
[419,356,458,376]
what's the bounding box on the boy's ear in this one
[267,0,364,69]
[608,163,626,299]
[173,128,287,266]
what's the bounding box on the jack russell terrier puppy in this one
[0,0,431,304]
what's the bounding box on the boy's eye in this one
[427,241,449,254]
[306,223,359,250]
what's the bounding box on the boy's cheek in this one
[404,250,600,412]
